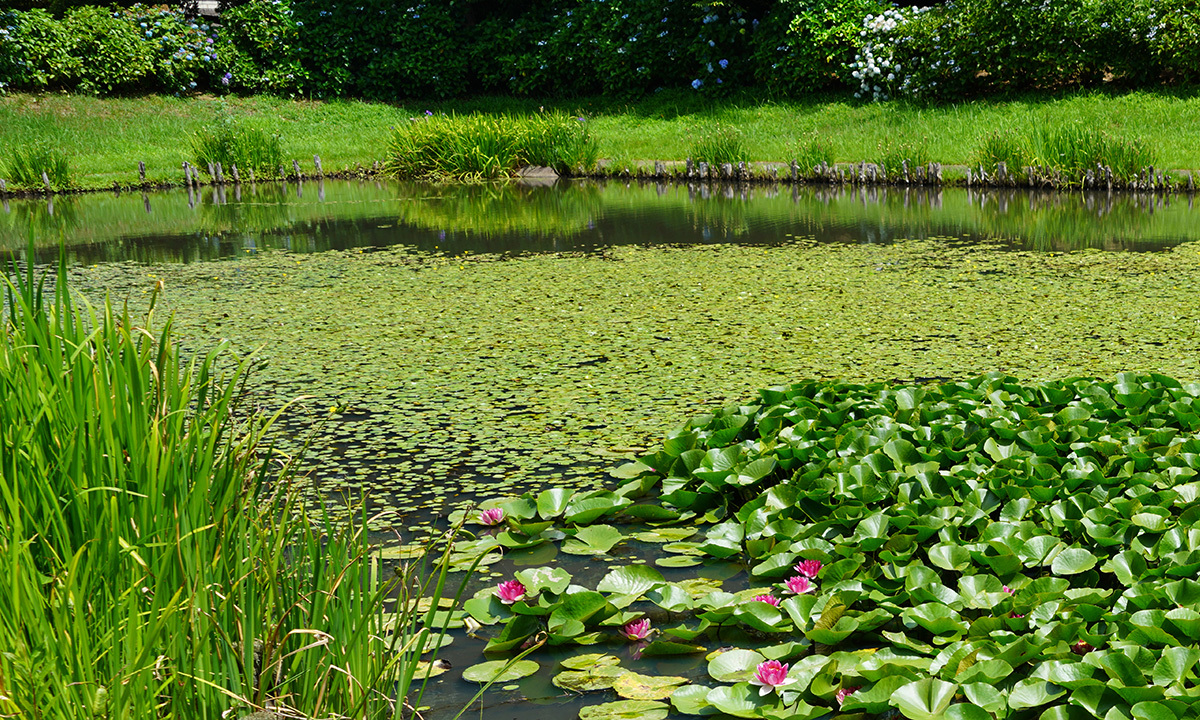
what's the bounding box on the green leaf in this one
[562,524,624,555]
[536,488,573,518]
[670,685,712,715]
[945,705,992,720]
[1008,678,1067,709]
[1051,547,1098,575]
[891,678,958,720]
[579,700,669,720]
[707,648,766,683]
[514,566,571,595]
[462,659,539,683]
[706,683,770,719]
[611,672,688,700]
[596,566,664,596]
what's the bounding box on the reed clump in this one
[0,254,459,718]
[4,142,71,189]
[877,138,932,178]
[791,133,836,177]
[192,105,284,177]
[687,124,750,166]
[972,124,1154,186]
[385,111,599,181]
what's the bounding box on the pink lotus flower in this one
[784,576,816,595]
[496,580,526,605]
[751,593,780,607]
[621,618,651,640]
[1003,585,1015,594]
[479,507,505,526]
[794,559,823,578]
[750,660,795,696]
[836,686,861,706]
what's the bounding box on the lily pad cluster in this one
[466,372,1200,719]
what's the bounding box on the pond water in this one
[9,179,1200,719]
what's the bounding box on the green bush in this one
[214,0,305,95]
[751,0,882,96]
[293,0,467,100]
[61,5,154,94]
[192,106,285,176]
[0,8,73,90]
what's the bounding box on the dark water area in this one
[3,178,1199,266]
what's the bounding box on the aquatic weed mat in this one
[67,238,1200,527]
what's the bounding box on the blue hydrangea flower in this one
[719,58,728,69]
[691,78,702,89]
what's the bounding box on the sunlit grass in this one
[1,89,1200,189]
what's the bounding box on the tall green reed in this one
[4,142,71,189]
[0,251,468,718]
[790,133,836,176]
[385,111,598,181]
[686,125,750,166]
[877,138,931,177]
[192,104,284,177]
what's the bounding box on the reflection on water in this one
[2,178,1198,265]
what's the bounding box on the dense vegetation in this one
[0,0,1198,102]
[458,373,1200,719]
[0,258,458,718]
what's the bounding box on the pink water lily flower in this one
[621,618,651,640]
[479,507,505,525]
[751,593,780,607]
[836,686,861,706]
[794,559,823,578]
[496,580,526,605]
[750,660,795,696]
[784,576,816,595]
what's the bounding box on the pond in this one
[9,178,1200,719]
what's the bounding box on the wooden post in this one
[654,161,664,178]
[314,155,323,178]
[248,167,255,184]
[698,162,708,180]
[207,162,216,181]
[0,178,6,196]
[138,161,146,184]
[182,162,190,187]
[42,171,51,192]
[293,159,302,179]
[686,158,694,178]
[231,164,240,183]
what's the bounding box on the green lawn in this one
[4,89,1200,190]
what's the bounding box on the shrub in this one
[4,141,70,188]
[0,8,73,90]
[213,0,305,95]
[61,5,154,94]
[292,0,467,100]
[192,105,284,176]
[752,0,883,96]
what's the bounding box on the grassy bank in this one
[4,89,1200,190]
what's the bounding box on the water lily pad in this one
[611,672,688,700]
[578,700,669,720]
[552,666,630,692]
[462,659,539,683]
[560,653,621,671]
